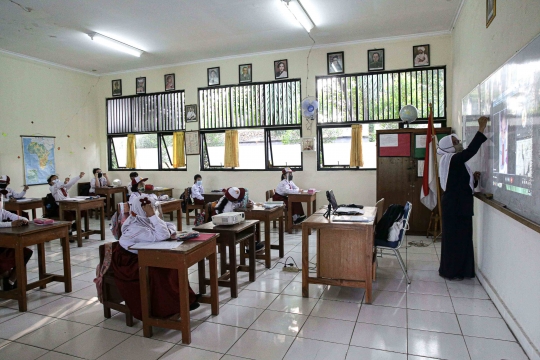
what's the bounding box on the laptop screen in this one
[326,190,339,210]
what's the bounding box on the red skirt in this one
[111,245,196,321]
[0,247,33,274]
[272,194,304,217]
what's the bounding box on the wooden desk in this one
[4,199,42,220]
[301,207,377,304]
[158,199,183,231]
[0,222,72,311]
[95,186,127,220]
[145,188,174,198]
[59,198,105,247]
[193,220,258,298]
[138,234,219,344]
[203,192,224,203]
[236,206,284,268]
[287,192,318,234]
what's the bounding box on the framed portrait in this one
[136,77,146,94]
[274,59,288,79]
[164,74,175,91]
[327,51,344,75]
[239,64,252,83]
[367,49,384,72]
[185,104,198,123]
[112,79,122,97]
[413,45,430,67]
[301,138,315,152]
[486,0,496,28]
[208,67,220,86]
[185,131,200,155]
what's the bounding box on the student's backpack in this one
[43,193,59,218]
[375,204,404,241]
[194,212,205,226]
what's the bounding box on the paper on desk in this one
[129,241,184,250]
[15,198,33,202]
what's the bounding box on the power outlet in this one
[283,266,299,272]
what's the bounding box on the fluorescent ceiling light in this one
[88,32,144,57]
[281,0,315,33]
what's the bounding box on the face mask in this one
[53,179,60,184]
[138,187,145,193]
[453,143,464,153]
[288,175,293,181]
[0,184,6,189]
[97,173,103,178]
[197,180,202,186]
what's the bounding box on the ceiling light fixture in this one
[280,0,315,33]
[88,32,144,57]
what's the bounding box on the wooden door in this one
[376,157,414,212]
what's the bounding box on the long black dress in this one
[439,131,487,279]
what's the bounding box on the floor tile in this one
[206,304,263,328]
[244,278,290,294]
[346,345,407,360]
[451,297,501,318]
[54,327,130,359]
[458,314,515,341]
[60,302,112,325]
[376,267,406,280]
[249,309,307,336]
[227,289,278,309]
[357,305,407,328]
[32,296,96,318]
[372,278,408,292]
[0,291,61,310]
[16,319,92,350]
[465,336,528,360]
[160,345,223,360]
[0,306,22,324]
[96,335,174,360]
[407,280,449,296]
[0,312,56,340]
[408,329,470,360]
[38,352,83,360]
[134,319,202,343]
[350,322,407,354]
[282,282,326,299]
[68,284,100,300]
[310,299,361,321]
[367,290,407,308]
[407,293,454,313]
[297,316,355,345]
[283,337,348,360]
[227,329,295,360]
[407,309,461,334]
[447,283,489,299]
[99,312,143,334]
[188,322,245,353]
[321,286,365,303]
[408,270,446,283]
[267,294,318,315]
[0,342,48,360]
[406,260,439,271]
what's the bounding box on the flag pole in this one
[429,103,443,240]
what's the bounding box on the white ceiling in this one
[0,0,461,74]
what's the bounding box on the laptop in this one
[326,190,364,215]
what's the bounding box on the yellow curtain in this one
[172,131,186,168]
[224,130,239,168]
[126,134,136,169]
[350,124,364,167]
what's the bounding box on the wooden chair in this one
[41,197,60,220]
[184,188,204,225]
[78,182,100,219]
[98,242,134,327]
[375,198,385,224]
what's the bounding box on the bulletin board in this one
[413,133,446,159]
[378,133,411,157]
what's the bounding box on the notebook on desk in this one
[326,190,364,215]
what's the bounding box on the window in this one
[106,91,186,171]
[199,80,303,171]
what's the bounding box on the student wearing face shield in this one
[437,116,488,281]
[273,168,306,224]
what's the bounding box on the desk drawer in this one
[317,228,367,281]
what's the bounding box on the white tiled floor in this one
[0,218,530,359]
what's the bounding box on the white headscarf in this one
[437,134,474,193]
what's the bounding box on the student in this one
[0,175,30,218]
[126,172,139,199]
[273,168,306,224]
[128,176,154,200]
[0,199,31,291]
[191,174,204,205]
[48,172,85,239]
[89,168,109,195]
[111,194,199,320]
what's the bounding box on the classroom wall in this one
[96,33,453,207]
[452,1,540,359]
[0,53,100,214]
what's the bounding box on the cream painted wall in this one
[452,1,540,359]
[0,53,100,214]
[96,34,452,207]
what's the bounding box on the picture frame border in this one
[135,76,146,94]
[327,51,345,75]
[274,59,289,80]
[112,79,122,97]
[185,130,200,155]
[301,137,315,152]
[238,63,253,83]
[185,104,198,123]
[164,73,175,91]
[207,67,220,87]
[367,48,385,72]
[412,44,430,68]
[486,0,496,28]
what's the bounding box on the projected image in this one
[498,112,509,174]
[516,138,533,178]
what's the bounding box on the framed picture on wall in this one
[367,49,384,72]
[185,131,200,155]
[136,77,146,94]
[165,74,175,91]
[301,138,315,151]
[486,0,496,28]
[208,67,220,86]
[327,52,344,75]
[185,104,197,123]
[413,45,430,67]
[274,59,288,79]
[112,79,122,97]
[239,64,252,83]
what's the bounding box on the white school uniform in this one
[191,183,204,201]
[1,187,26,201]
[0,209,28,227]
[90,177,108,193]
[49,176,81,203]
[214,197,242,214]
[275,179,300,196]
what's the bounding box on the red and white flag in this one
[420,105,438,210]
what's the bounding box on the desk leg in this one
[37,243,46,289]
[198,260,206,295]
[208,252,219,315]
[100,205,106,240]
[219,243,227,275]
[307,201,313,235]
[140,265,153,338]
[249,229,256,282]
[264,220,271,269]
[301,225,309,298]
[287,198,293,234]
[15,244,27,312]
[111,194,117,220]
[178,266,191,344]
[364,230,373,304]
[279,215,284,258]
[84,213,90,240]
[177,208,182,231]
[76,210,83,247]
[62,231,72,293]
[32,208,37,220]
[229,239,238,298]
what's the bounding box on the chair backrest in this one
[266,190,275,201]
[375,198,385,223]
[78,182,91,196]
[395,202,412,248]
[205,202,213,222]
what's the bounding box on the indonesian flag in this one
[420,106,438,210]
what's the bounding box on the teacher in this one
[437,116,488,280]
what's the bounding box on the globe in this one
[399,105,418,123]
[112,179,122,187]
